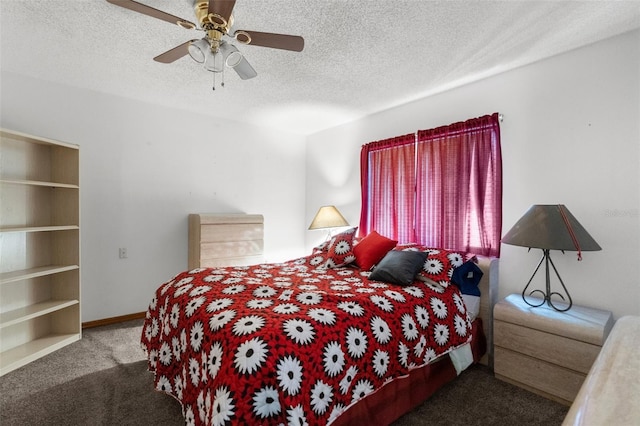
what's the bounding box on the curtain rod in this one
[362,113,504,148]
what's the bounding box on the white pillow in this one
[462,294,481,321]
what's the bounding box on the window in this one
[358,113,502,257]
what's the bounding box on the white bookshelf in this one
[0,128,81,376]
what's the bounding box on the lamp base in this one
[521,249,573,312]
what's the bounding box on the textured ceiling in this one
[1,1,639,135]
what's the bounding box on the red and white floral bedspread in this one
[141,255,473,425]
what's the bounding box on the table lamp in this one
[308,205,349,240]
[502,204,601,312]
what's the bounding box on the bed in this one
[142,216,498,425]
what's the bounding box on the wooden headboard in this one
[188,213,264,269]
[476,256,500,367]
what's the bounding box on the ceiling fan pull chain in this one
[212,71,216,91]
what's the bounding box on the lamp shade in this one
[502,205,601,251]
[308,206,349,230]
[219,41,243,68]
[204,50,224,73]
[188,38,209,63]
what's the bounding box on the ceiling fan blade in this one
[153,40,195,63]
[233,56,257,80]
[235,30,304,52]
[106,0,196,29]
[207,0,236,25]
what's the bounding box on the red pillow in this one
[353,231,398,270]
[323,227,358,268]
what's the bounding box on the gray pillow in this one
[369,250,428,286]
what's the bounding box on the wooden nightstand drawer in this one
[494,320,601,374]
[494,347,585,404]
[493,294,613,405]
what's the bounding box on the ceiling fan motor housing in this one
[192,0,233,53]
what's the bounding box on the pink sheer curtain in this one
[359,134,416,242]
[359,113,502,257]
[416,113,502,256]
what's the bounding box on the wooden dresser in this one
[493,294,613,405]
[188,213,264,269]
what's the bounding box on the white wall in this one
[1,73,307,322]
[3,29,638,323]
[305,30,640,320]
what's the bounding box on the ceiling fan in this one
[106,0,304,89]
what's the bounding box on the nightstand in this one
[493,294,613,405]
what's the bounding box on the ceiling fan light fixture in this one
[204,51,224,73]
[226,51,243,68]
[233,56,258,80]
[219,41,243,68]
[188,38,210,63]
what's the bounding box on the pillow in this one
[353,231,398,270]
[311,240,330,254]
[322,227,358,268]
[397,245,467,287]
[451,260,483,296]
[462,295,481,321]
[369,250,428,286]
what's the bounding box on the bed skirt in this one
[332,318,486,425]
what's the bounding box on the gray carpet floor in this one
[0,319,568,425]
